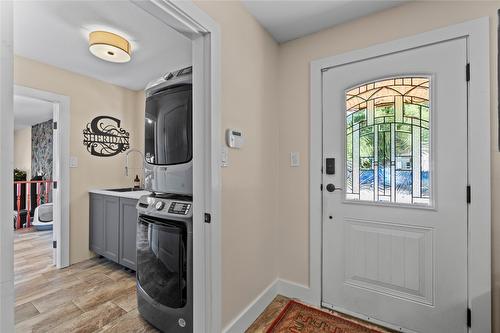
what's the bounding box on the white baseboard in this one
[222,279,279,333]
[222,278,316,333]
[277,278,317,305]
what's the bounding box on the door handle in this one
[326,184,342,192]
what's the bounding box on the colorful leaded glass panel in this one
[345,77,430,206]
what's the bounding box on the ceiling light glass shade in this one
[89,31,131,63]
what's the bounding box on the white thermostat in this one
[226,129,244,149]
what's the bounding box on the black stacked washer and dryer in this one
[137,66,193,332]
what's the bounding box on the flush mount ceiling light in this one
[89,31,131,63]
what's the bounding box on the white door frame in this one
[14,85,70,270]
[310,18,490,332]
[0,1,15,329]
[0,1,222,332]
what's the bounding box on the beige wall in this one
[14,127,31,179]
[195,0,500,329]
[194,1,280,328]
[14,55,144,264]
[276,1,500,331]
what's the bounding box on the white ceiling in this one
[14,95,54,130]
[14,1,192,91]
[242,0,410,43]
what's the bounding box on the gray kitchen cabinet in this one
[119,198,138,270]
[103,195,120,262]
[89,193,138,269]
[89,193,105,256]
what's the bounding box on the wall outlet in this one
[290,152,300,167]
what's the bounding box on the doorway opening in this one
[13,92,57,276]
[0,1,222,332]
[13,85,70,272]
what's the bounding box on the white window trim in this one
[309,18,491,332]
[0,1,222,332]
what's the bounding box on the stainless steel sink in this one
[105,187,144,192]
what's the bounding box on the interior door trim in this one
[309,18,490,332]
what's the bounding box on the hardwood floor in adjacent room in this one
[14,229,158,333]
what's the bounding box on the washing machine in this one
[136,193,193,332]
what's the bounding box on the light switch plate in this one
[290,152,300,167]
[70,156,78,168]
[221,146,229,167]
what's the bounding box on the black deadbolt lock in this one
[325,158,335,175]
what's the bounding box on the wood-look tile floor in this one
[14,230,159,333]
[16,231,392,333]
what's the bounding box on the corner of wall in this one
[194,0,282,328]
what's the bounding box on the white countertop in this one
[89,189,151,200]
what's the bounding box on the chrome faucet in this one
[125,149,144,177]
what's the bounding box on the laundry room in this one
[11,1,195,331]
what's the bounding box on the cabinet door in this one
[119,198,138,270]
[89,193,105,255]
[103,196,120,262]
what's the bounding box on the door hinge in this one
[52,241,57,249]
[320,184,323,191]
[467,307,471,327]
[466,185,471,203]
[466,63,470,82]
[53,121,58,130]
[204,213,211,223]
[53,181,58,189]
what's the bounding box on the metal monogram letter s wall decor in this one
[83,116,130,157]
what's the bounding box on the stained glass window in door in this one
[345,77,430,205]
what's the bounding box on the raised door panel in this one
[89,193,105,255]
[103,196,120,262]
[119,198,138,270]
[343,218,434,305]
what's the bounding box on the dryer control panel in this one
[168,202,191,215]
[137,195,192,219]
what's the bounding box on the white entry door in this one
[322,38,468,332]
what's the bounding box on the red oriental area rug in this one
[266,300,388,333]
